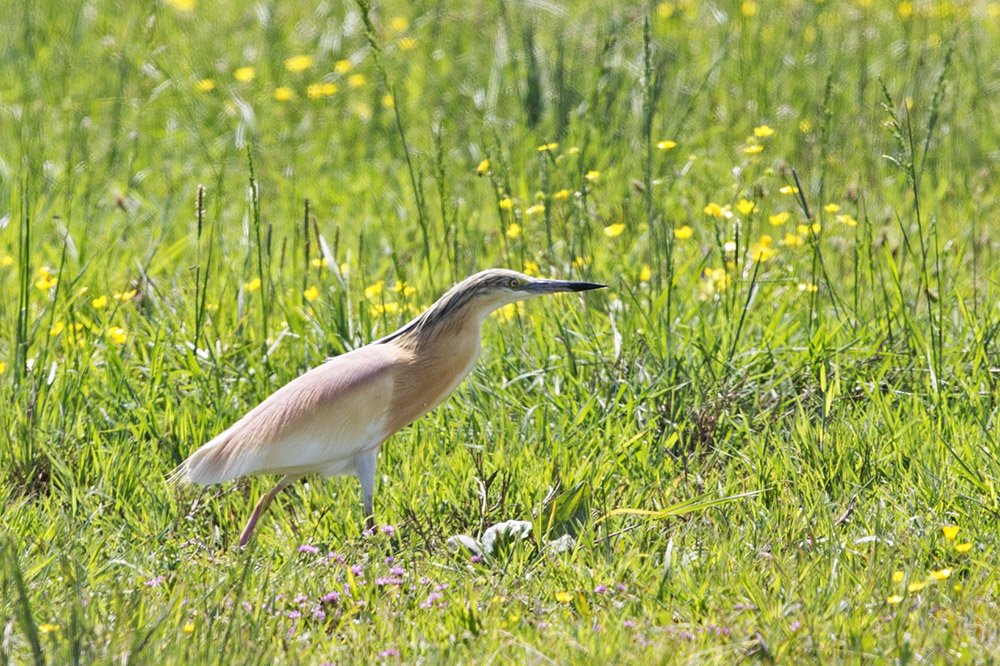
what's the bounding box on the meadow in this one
[2,0,1000,662]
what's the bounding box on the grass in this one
[2,0,1000,663]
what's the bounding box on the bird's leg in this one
[354,449,378,532]
[239,474,296,548]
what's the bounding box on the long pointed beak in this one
[523,278,606,294]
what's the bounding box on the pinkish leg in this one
[239,475,296,548]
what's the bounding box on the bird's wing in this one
[177,343,407,485]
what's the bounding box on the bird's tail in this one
[168,429,246,487]
[166,460,191,488]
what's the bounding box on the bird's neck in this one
[395,298,491,351]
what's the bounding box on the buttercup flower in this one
[285,55,313,72]
[603,223,626,238]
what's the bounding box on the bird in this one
[172,268,604,547]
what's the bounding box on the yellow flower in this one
[371,302,400,316]
[525,204,545,216]
[741,1,758,16]
[898,1,914,18]
[639,265,651,281]
[114,289,138,302]
[778,185,799,195]
[555,592,573,603]
[334,60,352,74]
[823,203,841,213]
[398,37,418,51]
[572,256,588,269]
[49,322,65,336]
[165,0,195,10]
[285,55,314,72]
[907,581,926,593]
[942,525,959,540]
[836,214,858,227]
[584,170,600,181]
[797,282,818,293]
[657,140,677,151]
[753,125,775,137]
[382,94,394,108]
[797,223,821,235]
[234,67,256,82]
[365,281,384,299]
[493,302,524,322]
[701,268,731,297]
[955,542,972,553]
[537,142,559,152]
[553,189,570,199]
[886,594,903,605]
[930,568,952,580]
[38,623,60,634]
[0,361,5,374]
[348,74,366,87]
[744,144,764,154]
[311,257,328,268]
[273,87,294,101]
[307,82,338,99]
[799,120,812,133]
[476,159,490,176]
[674,225,693,239]
[195,79,215,92]
[523,260,539,276]
[769,212,790,226]
[506,223,522,239]
[35,276,58,291]
[703,202,732,219]
[737,199,756,215]
[244,278,261,292]
[303,286,320,302]
[389,16,409,32]
[107,327,127,345]
[499,197,514,210]
[751,235,775,261]
[782,233,804,247]
[604,223,626,238]
[183,623,195,633]
[392,281,416,297]
[893,571,904,583]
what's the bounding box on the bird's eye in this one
[508,278,520,289]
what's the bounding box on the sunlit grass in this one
[2,0,1000,663]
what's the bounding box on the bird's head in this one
[459,268,605,311]
[380,268,604,345]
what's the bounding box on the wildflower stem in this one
[246,145,268,355]
[15,172,31,386]
[194,185,206,344]
[728,256,761,366]
[355,0,434,291]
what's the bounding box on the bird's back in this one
[176,343,408,485]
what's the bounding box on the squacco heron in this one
[173,268,604,546]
